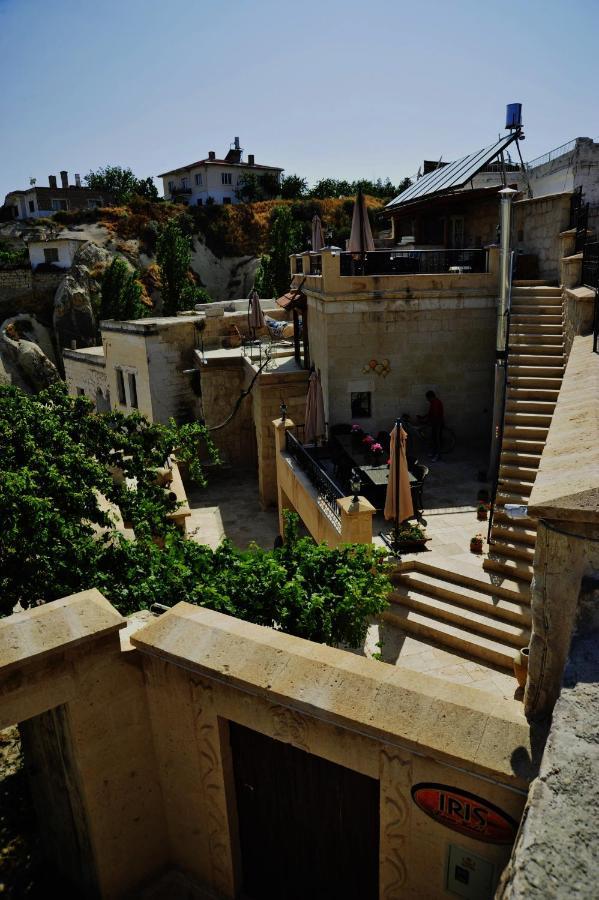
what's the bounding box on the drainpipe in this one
[488,187,517,482]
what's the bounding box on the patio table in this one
[334,435,419,513]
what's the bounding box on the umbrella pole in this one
[394,418,401,555]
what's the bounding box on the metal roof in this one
[386,133,519,209]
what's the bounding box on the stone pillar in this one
[338,496,375,544]
[274,416,294,536]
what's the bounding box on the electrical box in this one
[446,844,496,899]
[506,103,523,130]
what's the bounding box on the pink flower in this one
[362,434,374,445]
[371,442,383,453]
[351,423,363,433]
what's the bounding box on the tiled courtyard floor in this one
[186,449,521,701]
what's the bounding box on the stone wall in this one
[563,286,596,358]
[200,359,256,467]
[513,193,571,281]
[63,350,108,404]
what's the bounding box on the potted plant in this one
[477,503,488,521]
[350,423,363,448]
[396,521,430,551]
[477,488,490,503]
[370,441,384,463]
[470,533,484,554]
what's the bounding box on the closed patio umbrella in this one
[304,369,325,445]
[311,214,324,252]
[384,423,414,524]
[248,289,265,338]
[348,188,375,253]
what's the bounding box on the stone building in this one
[2,171,113,220]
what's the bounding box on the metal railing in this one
[285,430,342,523]
[582,242,599,353]
[339,248,488,277]
[525,139,578,170]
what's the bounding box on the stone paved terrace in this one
[186,446,521,703]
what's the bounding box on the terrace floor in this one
[186,449,521,702]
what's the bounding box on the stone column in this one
[273,416,295,537]
[338,496,375,544]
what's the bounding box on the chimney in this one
[49,175,57,189]
[208,151,216,161]
[60,170,68,189]
[248,154,255,166]
[75,173,81,188]
[234,136,240,150]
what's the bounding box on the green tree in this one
[254,205,302,298]
[281,174,307,200]
[85,166,159,204]
[236,173,261,203]
[100,257,148,320]
[156,219,192,315]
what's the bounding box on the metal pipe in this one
[488,188,517,482]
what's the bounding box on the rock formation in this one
[0,315,60,392]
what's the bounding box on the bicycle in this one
[415,421,456,456]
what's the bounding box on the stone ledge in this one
[528,335,599,523]
[131,602,532,789]
[0,589,125,674]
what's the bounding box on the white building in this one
[158,138,284,206]
[2,171,113,220]
[26,233,87,269]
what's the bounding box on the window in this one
[116,368,126,405]
[168,180,175,192]
[351,391,371,418]
[51,199,68,211]
[181,177,189,189]
[76,387,85,397]
[194,173,203,186]
[223,197,232,204]
[28,200,35,213]
[87,199,102,208]
[221,173,232,185]
[128,373,138,409]
[43,247,59,264]
[196,198,203,206]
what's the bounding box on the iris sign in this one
[411,783,517,845]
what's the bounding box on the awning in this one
[276,289,306,310]
[387,133,519,209]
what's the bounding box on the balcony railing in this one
[339,248,488,277]
[285,430,342,523]
[172,186,192,195]
[582,242,599,354]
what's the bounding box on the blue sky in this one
[1,0,598,200]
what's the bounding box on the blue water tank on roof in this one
[506,103,523,130]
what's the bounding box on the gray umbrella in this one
[248,289,265,337]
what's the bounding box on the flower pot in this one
[477,509,488,521]
[513,646,529,689]
[470,536,484,554]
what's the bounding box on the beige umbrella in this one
[304,369,325,445]
[348,188,375,253]
[311,214,324,252]
[384,424,414,523]
[248,289,265,337]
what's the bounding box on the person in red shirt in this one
[418,390,444,461]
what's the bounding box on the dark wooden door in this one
[229,721,379,900]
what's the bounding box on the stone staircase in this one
[385,281,563,676]
[483,282,564,584]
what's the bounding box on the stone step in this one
[492,523,537,548]
[511,305,563,316]
[505,398,556,414]
[501,436,545,454]
[498,478,533,497]
[510,333,564,346]
[508,343,564,356]
[500,451,541,468]
[493,508,538,530]
[488,536,535,564]
[506,387,559,402]
[499,463,537,483]
[503,425,549,442]
[504,411,553,427]
[509,322,563,334]
[512,279,551,287]
[510,312,563,328]
[511,286,562,296]
[508,354,565,368]
[483,556,533,584]
[394,571,531,625]
[382,605,520,670]
[507,369,564,384]
[401,559,530,603]
[495,490,531,508]
[389,583,531,646]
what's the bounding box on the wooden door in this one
[229,721,379,900]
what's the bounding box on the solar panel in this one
[386,133,519,208]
